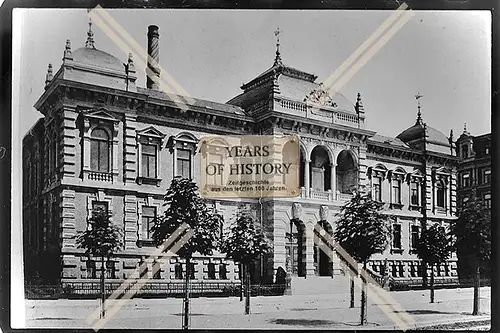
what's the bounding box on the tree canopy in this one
[333,191,390,263]
[452,195,491,268]
[151,177,223,258]
[76,209,122,258]
[415,223,452,266]
[220,209,271,264]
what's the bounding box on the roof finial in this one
[415,93,423,124]
[45,63,53,88]
[85,10,95,49]
[463,122,470,135]
[274,27,282,66]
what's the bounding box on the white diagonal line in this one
[322,3,409,89]
[88,6,194,111]
[313,224,415,330]
[87,223,193,330]
[328,8,414,94]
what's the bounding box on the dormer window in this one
[136,127,165,186]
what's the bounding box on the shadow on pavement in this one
[269,319,380,327]
[394,309,458,315]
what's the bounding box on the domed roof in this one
[73,47,124,72]
[396,121,449,146]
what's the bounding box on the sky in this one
[14,9,491,139]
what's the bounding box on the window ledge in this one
[136,177,162,186]
[390,203,404,210]
[409,205,422,212]
[137,239,155,247]
[390,248,404,255]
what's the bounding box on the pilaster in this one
[60,189,76,249]
[60,107,78,177]
[124,115,138,183]
[124,194,138,250]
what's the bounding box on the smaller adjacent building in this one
[454,126,491,279]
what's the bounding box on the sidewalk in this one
[25,286,491,329]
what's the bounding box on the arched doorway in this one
[336,150,358,194]
[285,219,306,277]
[310,146,332,192]
[314,220,333,276]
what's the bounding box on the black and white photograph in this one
[10,7,491,330]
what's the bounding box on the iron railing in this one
[25,281,287,299]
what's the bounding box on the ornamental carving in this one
[304,83,338,108]
[292,203,302,220]
[319,205,329,221]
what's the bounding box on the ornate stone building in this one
[23,24,461,287]
[454,127,491,278]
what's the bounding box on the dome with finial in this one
[396,95,450,151]
[71,18,125,73]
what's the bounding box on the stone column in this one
[304,159,310,198]
[305,223,315,277]
[330,163,337,195]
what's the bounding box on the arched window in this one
[436,180,446,208]
[90,128,110,172]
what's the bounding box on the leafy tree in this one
[151,177,223,329]
[452,195,491,315]
[220,208,271,315]
[76,208,122,319]
[333,190,390,325]
[415,223,452,303]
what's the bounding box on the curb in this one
[372,315,490,331]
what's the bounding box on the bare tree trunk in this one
[245,263,251,315]
[360,261,367,326]
[473,266,480,315]
[350,269,355,308]
[182,256,191,330]
[100,256,106,319]
[422,261,428,288]
[240,263,243,302]
[430,264,435,304]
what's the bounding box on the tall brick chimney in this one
[146,25,160,90]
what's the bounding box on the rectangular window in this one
[436,185,446,208]
[372,177,381,202]
[484,193,491,209]
[152,261,161,279]
[141,144,157,178]
[142,206,157,240]
[87,260,97,279]
[461,173,470,188]
[207,263,216,279]
[92,201,109,215]
[392,179,401,204]
[106,261,116,279]
[219,263,227,280]
[51,202,58,241]
[392,224,402,249]
[484,169,491,184]
[177,149,191,179]
[410,182,419,206]
[411,225,419,250]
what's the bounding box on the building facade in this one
[454,128,491,279]
[23,24,462,287]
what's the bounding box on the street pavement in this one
[23,286,490,330]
